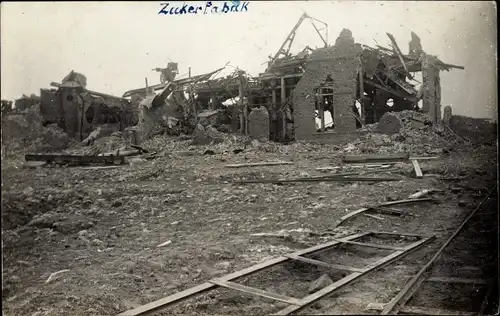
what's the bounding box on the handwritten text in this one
[158,1,249,16]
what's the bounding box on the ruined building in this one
[28,14,463,147]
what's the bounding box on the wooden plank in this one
[272,237,434,315]
[25,154,125,165]
[368,207,407,217]
[380,185,497,315]
[333,239,406,251]
[409,156,439,160]
[425,277,489,285]
[412,159,423,178]
[117,282,215,316]
[80,166,121,170]
[343,153,409,163]
[236,176,402,185]
[210,279,300,305]
[225,161,293,168]
[336,198,433,226]
[117,232,369,315]
[284,254,364,273]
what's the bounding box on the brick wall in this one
[293,33,362,140]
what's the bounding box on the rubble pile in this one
[357,110,467,155]
[192,124,225,145]
[65,132,124,156]
[1,104,71,156]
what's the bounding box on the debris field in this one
[1,11,498,316]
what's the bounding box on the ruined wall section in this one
[422,54,441,124]
[293,32,362,140]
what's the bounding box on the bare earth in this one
[1,135,497,316]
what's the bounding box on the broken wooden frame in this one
[117,231,434,316]
[25,154,126,165]
[379,185,497,315]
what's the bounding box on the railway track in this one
[372,185,498,315]
[116,186,498,316]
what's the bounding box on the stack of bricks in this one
[293,28,362,140]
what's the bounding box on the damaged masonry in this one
[2,13,465,148]
[1,10,498,316]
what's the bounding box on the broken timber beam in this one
[234,176,402,185]
[386,33,410,76]
[225,161,293,168]
[364,79,418,103]
[343,153,409,163]
[335,198,433,227]
[25,154,125,165]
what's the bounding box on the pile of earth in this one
[1,104,71,156]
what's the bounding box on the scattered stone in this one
[386,195,398,202]
[192,124,209,145]
[129,157,147,166]
[147,260,164,271]
[121,261,136,273]
[376,113,404,135]
[214,261,232,271]
[192,124,224,145]
[371,134,385,146]
[458,200,467,207]
[205,126,224,144]
[112,200,123,207]
[308,274,334,293]
[28,212,65,229]
[91,239,104,246]
[23,186,35,197]
[8,275,21,284]
[390,134,405,142]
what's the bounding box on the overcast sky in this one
[1,1,497,119]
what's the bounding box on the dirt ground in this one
[1,127,498,315]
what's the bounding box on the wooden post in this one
[238,74,245,134]
[188,67,191,78]
[145,78,149,96]
[271,88,277,138]
[359,66,365,125]
[281,76,286,139]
